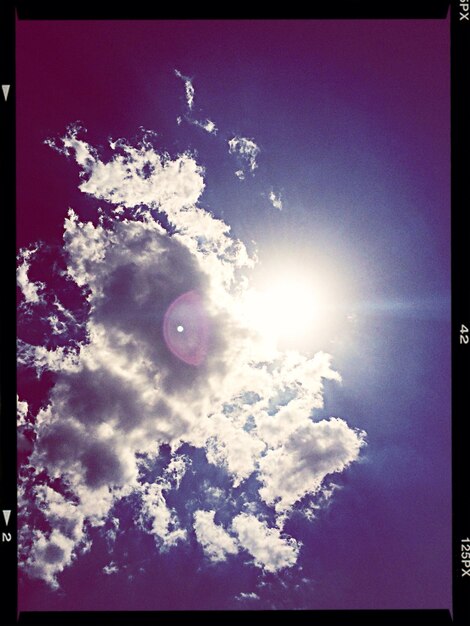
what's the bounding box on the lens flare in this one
[163,291,209,366]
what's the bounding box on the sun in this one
[240,266,338,348]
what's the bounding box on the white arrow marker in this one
[2,510,11,526]
[2,85,10,101]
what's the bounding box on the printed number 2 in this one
[461,324,469,345]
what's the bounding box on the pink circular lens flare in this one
[163,291,210,366]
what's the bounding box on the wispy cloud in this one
[228,136,260,179]
[103,562,119,575]
[17,246,45,304]
[175,69,218,135]
[192,118,218,135]
[269,190,283,210]
[236,591,260,602]
[175,69,195,111]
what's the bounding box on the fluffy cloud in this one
[24,529,78,590]
[21,485,90,589]
[139,482,187,548]
[34,485,86,543]
[31,412,138,496]
[18,120,366,587]
[194,510,238,562]
[137,452,189,548]
[258,418,366,512]
[47,125,205,213]
[232,513,300,572]
[252,351,342,448]
[205,414,266,486]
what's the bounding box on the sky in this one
[16,19,451,611]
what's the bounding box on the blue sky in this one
[17,18,450,610]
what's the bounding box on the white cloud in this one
[174,69,217,135]
[193,510,238,562]
[18,397,34,457]
[136,452,190,548]
[228,136,260,178]
[192,118,218,135]
[201,484,228,508]
[205,414,265,486]
[47,127,205,215]
[20,484,92,589]
[52,132,253,299]
[165,454,190,489]
[258,418,366,512]
[253,351,342,449]
[104,517,120,548]
[103,562,119,575]
[302,483,341,521]
[237,592,260,601]
[17,395,29,425]
[232,513,300,572]
[48,314,67,335]
[175,69,195,110]
[34,485,86,542]
[138,482,186,549]
[18,122,366,586]
[24,529,77,589]
[17,246,45,304]
[269,190,283,210]
[17,340,81,376]
[32,408,138,491]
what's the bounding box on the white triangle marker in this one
[2,85,10,101]
[2,510,11,526]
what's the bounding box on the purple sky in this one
[16,19,451,611]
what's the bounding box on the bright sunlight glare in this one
[240,269,339,347]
